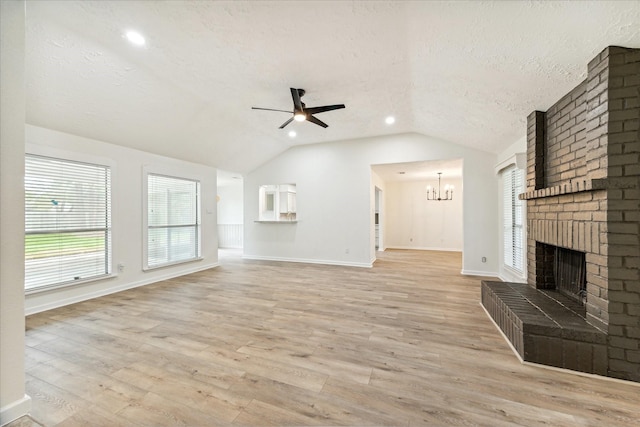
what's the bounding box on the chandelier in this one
[426,172,454,201]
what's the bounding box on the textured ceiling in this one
[25,1,640,174]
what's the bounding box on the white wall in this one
[24,125,219,314]
[217,178,244,248]
[385,177,463,251]
[244,132,499,275]
[217,180,244,224]
[496,136,526,166]
[1,2,31,424]
[496,135,528,282]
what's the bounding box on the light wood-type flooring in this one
[12,249,640,426]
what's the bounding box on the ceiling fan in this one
[252,88,345,129]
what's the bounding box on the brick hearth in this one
[482,281,606,375]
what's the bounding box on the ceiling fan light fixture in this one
[125,30,146,46]
[294,112,306,122]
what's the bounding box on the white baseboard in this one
[1,395,31,426]
[242,255,372,268]
[386,246,461,252]
[461,269,500,277]
[25,262,219,315]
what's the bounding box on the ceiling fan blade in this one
[290,88,303,111]
[304,104,345,115]
[252,107,293,113]
[279,117,295,129]
[306,115,328,128]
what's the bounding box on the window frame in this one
[24,152,113,293]
[502,165,525,275]
[143,170,202,270]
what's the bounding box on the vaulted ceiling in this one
[25,1,640,174]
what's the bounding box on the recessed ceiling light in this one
[288,130,297,138]
[385,116,395,125]
[125,31,146,46]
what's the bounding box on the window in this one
[25,154,111,291]
[146,174,200,269]
[503,166,524,272]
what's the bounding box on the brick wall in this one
[544,81,587,187]
[602,47,640,381]
[522,46,639,382]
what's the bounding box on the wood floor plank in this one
[200,346,329,393]
[54,404,140,427]
[236,342,373,385]
[230,373,405,426]
[16,249,640,427]
[115,391,230,426]
[114,360,249,418]
[25,375,92,426]
[231,399,325,427]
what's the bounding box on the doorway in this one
[375,186,383,251]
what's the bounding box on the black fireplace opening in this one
[537,243,587,305]
[554,246,587,304]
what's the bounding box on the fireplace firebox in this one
[537,243,587,305]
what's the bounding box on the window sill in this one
[25,273,116,295]
[501,265,526,283]
[143,257,204,271]
[254,220,298,224]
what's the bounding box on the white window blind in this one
[147,174,200,269]
[25,154,111,291]
[503,166,524,272]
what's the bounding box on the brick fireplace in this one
[482,46,640,382]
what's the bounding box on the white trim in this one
[142,257,204,272]
[25,273,117,295]
[495,152,526,175]
[0,395,31,427]
[460,269,499,277]
[499,265,527,283]
[386,246,461,252]
[254,220,298,224]
[26,142,116,171]
[25,262,219,315]
[242,254,372,268]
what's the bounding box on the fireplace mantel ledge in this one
[519,179,608,200]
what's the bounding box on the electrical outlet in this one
[118,263,125,272]
[345,248,350,254]
[482,257,487,263]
